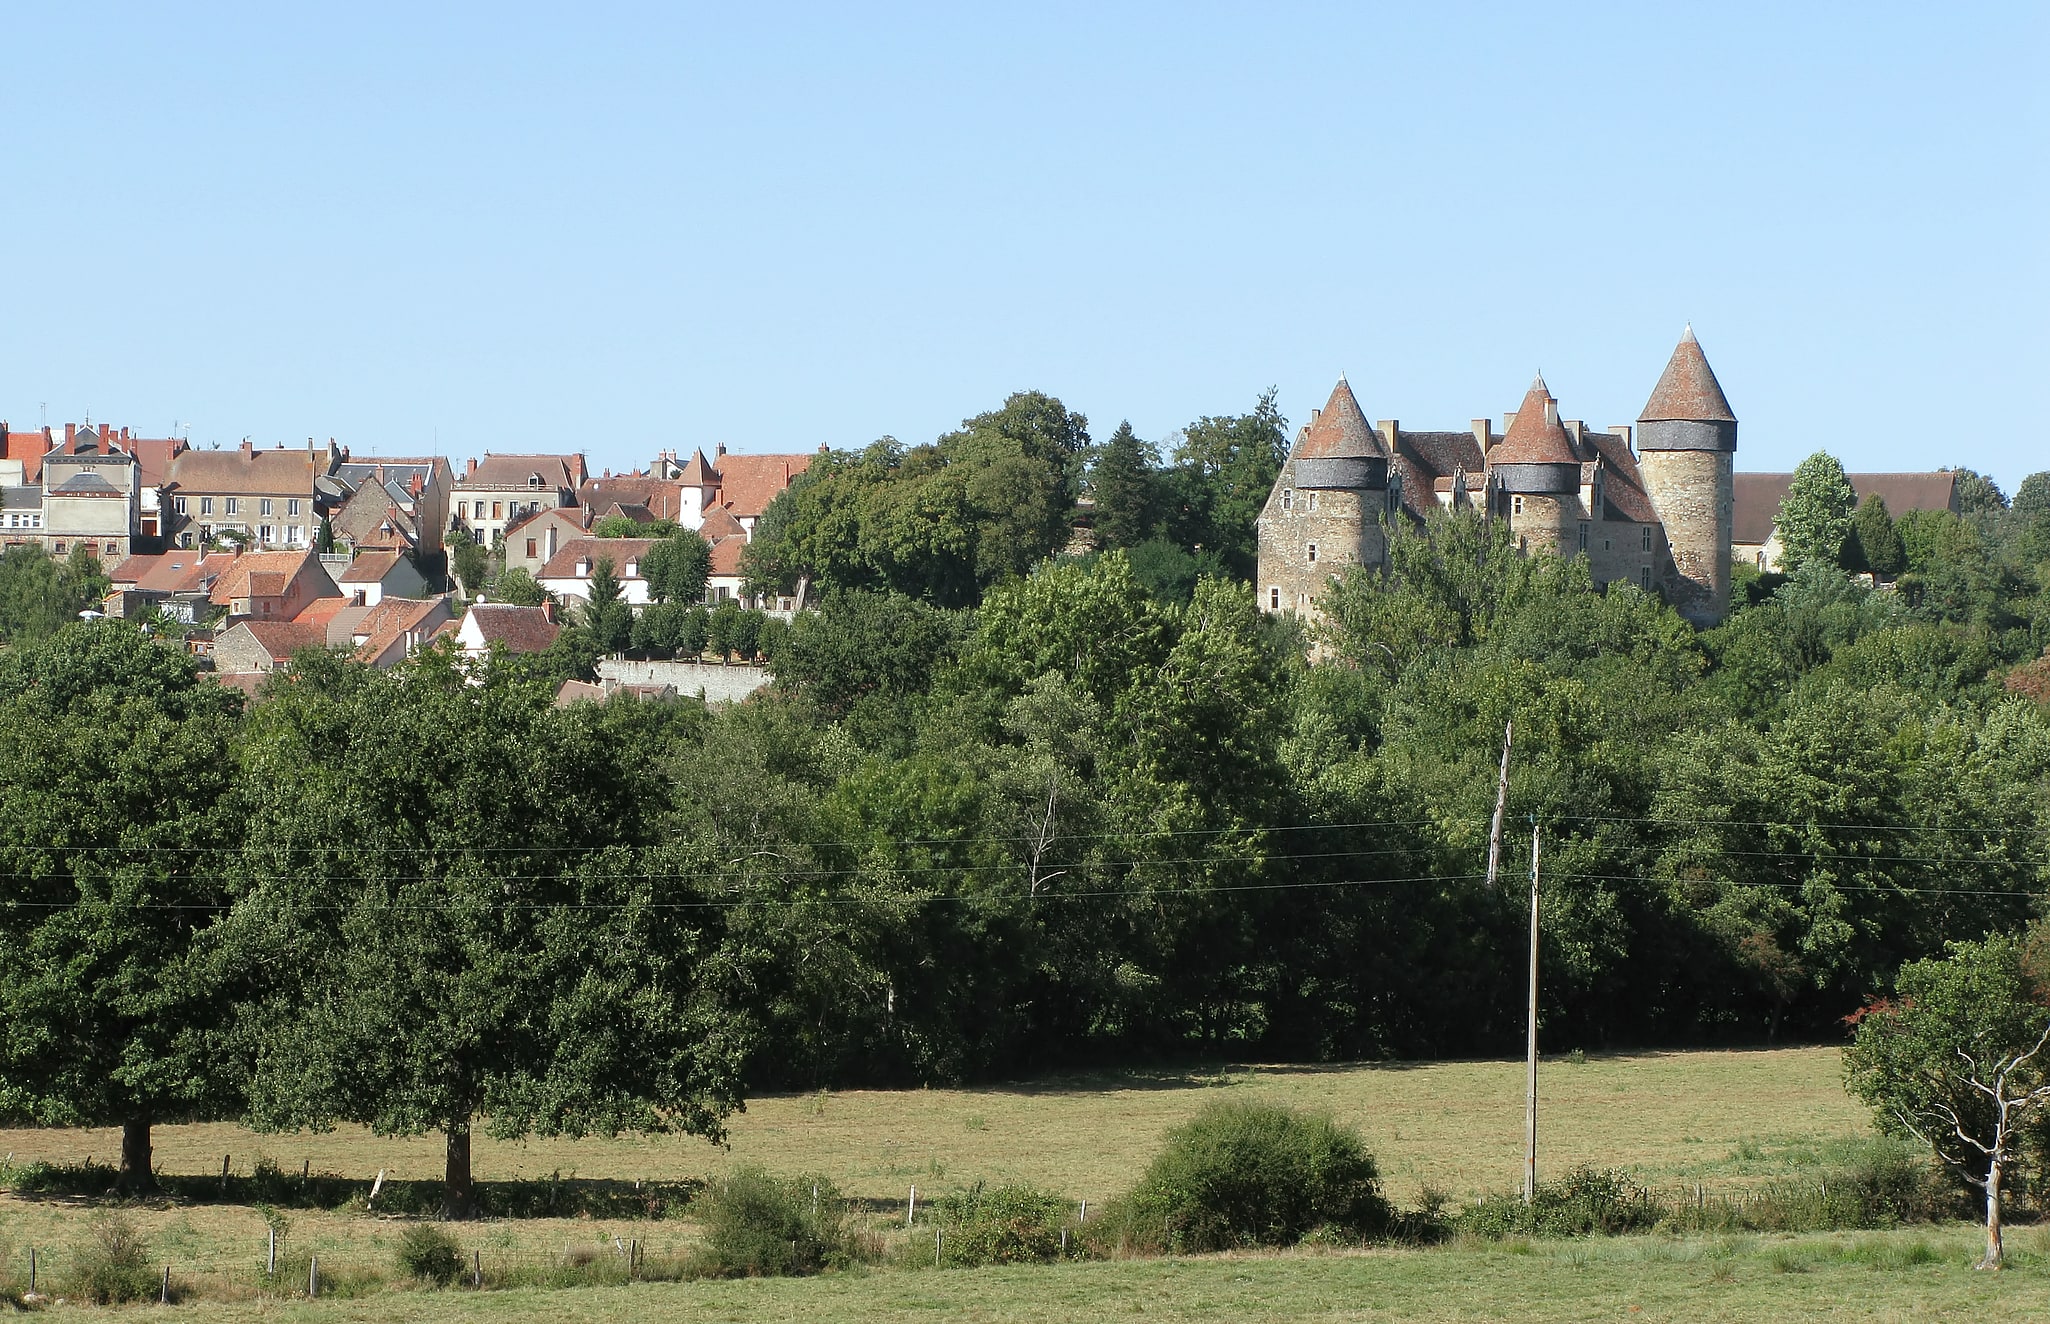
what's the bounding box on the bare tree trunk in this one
[1980,1160,2003,1269]
[119,1112,155,1193]
[443,1124,474,1220]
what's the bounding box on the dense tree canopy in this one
[1776,451,1859,573]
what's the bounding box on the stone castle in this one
[1256,327,1738,627]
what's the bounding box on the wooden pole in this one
[162,1265,170,1304]
[1524,819,1541,1205]
[268,1226,276,1275]
[1483,722,1513,890]
[308,1256,318,1298]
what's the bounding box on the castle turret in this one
[1636,326,1736,624]
[1487,375,1582,555]
[1255,375,1392,618]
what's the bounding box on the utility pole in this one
[1524,817,1540,1205]
[1483,721,1512,890]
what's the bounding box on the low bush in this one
[394,1224,465,1285]
[66,1214,158,1305]
[1104,1100,1390,1253]
[1456,1167,1664,1239]
[689,1167,854,1278]
[933,1183,1079,1266]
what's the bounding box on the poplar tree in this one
[1774,450,1858,572]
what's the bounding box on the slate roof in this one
[1639,326,1736,423]
[1732,472,1959,545]
[1,484,40,510]
[1296,377,1385,460]
[46,470,124,496]
[1488,376,1580,466]
[462,603,559,653]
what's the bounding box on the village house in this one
[165,439,344,550]
[500,505,592,580]
[453,602,559,661]
[674,444,814,537]
[347,596,456,668]
[335,548,431,605]
[450,452,586,548]
[538,537,655,605]
[1732,472,1961,572]
[207,547,342,622]
[212,619,330,676]
[330,456,454,556]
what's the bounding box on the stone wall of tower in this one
[1255,459,1387,619]
[1638,446,1732,624]
[1505,493,1578,557]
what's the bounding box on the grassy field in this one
[6,1046,1995,1317]
[16,1228,2048,1322]
[0,1046,1867,1207]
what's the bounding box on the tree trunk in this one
[1979,1160,2003,1269]
[443,1123,474,1219]
[118,1112,155,1193]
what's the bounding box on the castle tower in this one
[1487,374,1582,555]
[1636,326,1736,625]
[1255,375,1392,618]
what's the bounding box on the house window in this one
[1306,543,1318,563]
[288,498,301,517]
[52,541,65,553]
[201,496,214,515]
[104,542,117,555]
[525,538,537,558]
[175,496,188,514]
[225,497,239,515]
[1578,522,1588,552]
[1641,526,1653,552]
[1269,586,1280,610]
[492,501,503,519]
[260,524,274,544]
[1281,489,1292,511]
[1640,565,1652,589]
[260,498,273,516]
[1756,550,1767,569]
[287,524,303,545]
[1511,495,1525,515]
[457,501,468,519]
[1307,492,1318,512]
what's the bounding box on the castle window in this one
[1512,495,1525,515]
[1281,489,1292,511]
[1640,565,1652,589]
[1756,550,1766,569]
[1306,543,1318,563]
[1269,587,1280,610]
[1578,522,1588,552]
[1307,492,1318,512]
[1642,526,1653,552]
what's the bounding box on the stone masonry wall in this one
[1256,460,1386,619]
[1638,448,1732,624]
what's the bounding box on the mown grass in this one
[28,1227,2045,1322]
[0,1046,1867,1207]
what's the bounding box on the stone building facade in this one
[1257,328,1739,627]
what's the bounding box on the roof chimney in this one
[65,423,77,446]
[716,442,727,457]
[466,457,478,477]
[240,439,254,458]
[1472,419,1494,454]
[1376,420,1399,452]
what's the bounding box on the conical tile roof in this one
[1297,376,1386,460]
[1638,325,1735,423]
[1488,374,1579,466]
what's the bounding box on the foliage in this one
[1157,388,1289,578]
[449,536,489,597]
[65,1213,157,1304]
[641,529,711,604]
[1775,451,1858,573]
[767,589,961,720]
[1090,421,1159,550]
[933,1183,1079,1265]
[689,1167,854,1277]
[581,557,633,652]
[394,1224,466,1284]
[492,567,549,608]
[1845,494,1906,578]
[1110,1100,1389,1252]
[0,545,108,644]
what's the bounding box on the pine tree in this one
[583,558,632,653]
[1092,421,1158,550]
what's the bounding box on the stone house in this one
[212,620,329,676]
[1731,472,1960,572]
[450,453,587,549]
[166,439,344,550]
[207,548,342,622]
[331,456,454,556]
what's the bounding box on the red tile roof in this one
[579,476,683,523]
[1732,472,1959,546]
[712,453,811,520]
[457,453,585,492]
[539,537,657,580]
[462,603,559,653]
[351,596,451,665]
[1489,376,1580,467]
[1296,377,1384,460]
[698,506,747,540]
[168,445,329,496]
[3,430,52,483]
[339,549,404,583]
[210,549,322,605]
[237,620,330,663]
[708,534,747,577]
[293,596,352,627]
[1639,326,1736,423]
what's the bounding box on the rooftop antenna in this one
[39,402,47,429]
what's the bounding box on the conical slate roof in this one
[1638,325,1735,423]
[1488,374,1579,466]
[1297,376,1386,460]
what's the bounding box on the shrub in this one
[66,1213,158,1304]
[394,1224,465,1285]
[689,1168,852,1278]
[1456,1166,1663,1239]
[1107,1100,1390,1253]
[934,1183,1078,1266]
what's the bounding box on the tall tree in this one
[1845,493,1906,577]
[0,623,243,1190]
[1091,421,1159,550]
[1161,389,1289,578]
[231,650,749,1214]
[582,558,633,652]
[1775,450,1858,573]
[642,529,712,604]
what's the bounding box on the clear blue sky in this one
[6,4,2044,491]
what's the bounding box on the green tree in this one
[1775,451,1858,573]
[1845,932,2050,1268]
[1090,421,1158,550]
[231,651,749,1214]
[642,530,712,604]
[450,535,490,598]
[707,599,744,661]
[581,558,632,653]
[769,590,961,719]
[1160,389,1289,578]
[492,567,550,608]
[1845,493,1907,578]
[0,546,92,643]
[0,623,243,1190]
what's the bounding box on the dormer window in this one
[528,474,543,487]
[576,558,591,576]
[625,559,639,576]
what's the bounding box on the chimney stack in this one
[1376,420,1399,451]
[240,439,254,458]
[66,423,77,445]
[1472,419,1494,454]
[466,457,478,478]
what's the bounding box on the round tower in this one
[1255,374,1391,618]
[1486,374,1581,555]
[1635,326,1736,625]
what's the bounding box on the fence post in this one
[308,1256,319,1298]
[907,1185,916,1225]
[29,1247,35,1293]
[473,1249,482,1288]
[268,1226,276,1275]
[935,1230,942,1269]
[161,1265,170,1304]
